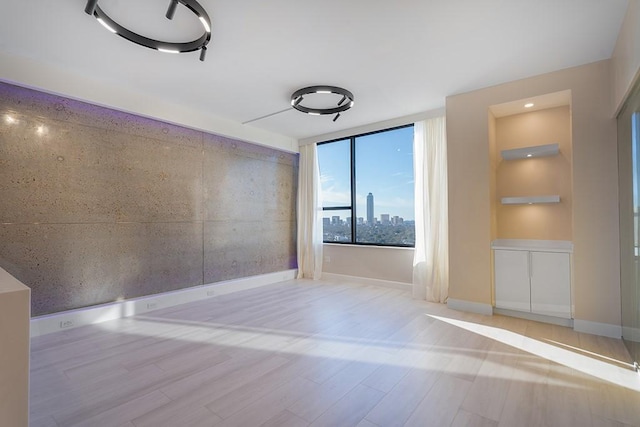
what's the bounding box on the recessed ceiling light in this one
[526,154,533,157]
[524,103,534,108]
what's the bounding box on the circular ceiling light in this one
[291,86,355,122]
[84,0,212,61]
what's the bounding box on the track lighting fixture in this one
[84,0,212,62]
[290,86,354,121]
[166,0,179,19]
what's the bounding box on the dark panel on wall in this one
[0,82,298,316]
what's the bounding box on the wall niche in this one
[489,91,573,241]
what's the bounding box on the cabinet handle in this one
[529,252,532,278]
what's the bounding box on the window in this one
[317,125,415,246]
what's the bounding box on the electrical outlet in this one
[146,302,158,310]
[206,290,215,296]
[59,320,74,329]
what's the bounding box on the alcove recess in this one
[488,90,573,241]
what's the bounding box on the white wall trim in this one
[573,319,622,339]
[299,107,446,146]
[321,272,411,292]
[30,269,297,337]
[323,243,414,251]
[447,298,494,316]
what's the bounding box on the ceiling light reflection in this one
[199,16,210,32]
[97,17,117,34]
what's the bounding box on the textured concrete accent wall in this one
[0,82,298,316]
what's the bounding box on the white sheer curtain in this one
[296,143,323,280]
[412,117,449,302]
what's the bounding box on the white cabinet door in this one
[530,251,571,318]
[494,249,531,312]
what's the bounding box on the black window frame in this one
[318,123,415,248]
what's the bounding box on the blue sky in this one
[317,126,415,221]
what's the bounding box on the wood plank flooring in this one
[29,278,640,427]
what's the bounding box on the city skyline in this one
[323,213,412,225]
[323,191,411,226]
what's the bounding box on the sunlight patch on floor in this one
[92,313,628,389]
[428,314,640,392]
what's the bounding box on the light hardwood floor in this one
[30,279,640,427]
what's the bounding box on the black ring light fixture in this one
[291,86,355,122]
[84,0,212,61]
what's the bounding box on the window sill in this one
[323,243,415,250]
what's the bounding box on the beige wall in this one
[613,0,640,114]
[495,106,572,240]
[322,244,414,284]
[0,267,30,427]
[447,60,620,326]
[489,113,498,241]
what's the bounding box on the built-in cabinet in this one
[494,249,530,312]
[489,101,573,324]
[492,240,572,319]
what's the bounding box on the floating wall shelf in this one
[501,143,559,160]
[501,195,560,205]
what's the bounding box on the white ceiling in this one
[0,0,629,141]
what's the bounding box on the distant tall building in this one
[367,193,374,225]
[381,214,390,224]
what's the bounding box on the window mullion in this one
[350,136,356,243]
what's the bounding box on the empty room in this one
[2,1,640,426]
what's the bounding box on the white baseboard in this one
[493,308,573,328]
[447,298,493,316]
[622,326,640,343]
[320,272,412,291]
[30,269,297,337]
[573,319,622,339]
